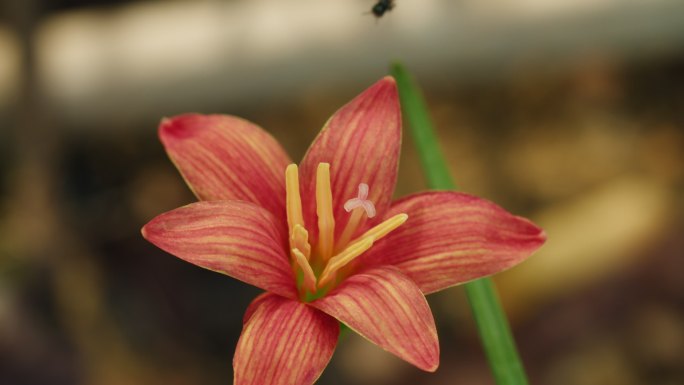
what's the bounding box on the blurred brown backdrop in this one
[1,0,683,384]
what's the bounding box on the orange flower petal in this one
[312,266,439,372]
[159,114,292,217]
[361,192,546,294]
[234,295,338,385]
[299,77,402,243]
[141,201,297,299]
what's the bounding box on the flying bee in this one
[370,0,395,18]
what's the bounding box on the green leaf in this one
[391,62,529,385]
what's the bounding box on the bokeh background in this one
[1,0,683,384]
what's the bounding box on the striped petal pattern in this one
[299,77,402,242]
[234,295,339,385]
[312,266,439,372]
[361,192,546,294]
[141,201,298,299]
[242,292,272,324]
[159,114,292,217]
[142,77,547,384]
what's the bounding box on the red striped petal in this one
[361,192,546,294]
[243,292,272,324]
[234,295,338,385]
[312,266,439,372]
[159,114,291,217]
[299,77,401,243]
[141,201,297,299]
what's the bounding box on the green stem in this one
[391,63,529,385]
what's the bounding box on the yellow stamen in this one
[318,237,374,288]
[292,248,317,294]
[285,164,304,232]
[291,224,311,260]
[318,213,408,288]
[359,213,408,242]
[316,163,335,261]
[335,208,366,252]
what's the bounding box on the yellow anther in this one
[359,213,408,242]
[292,248,317,294]
[318,237,374,288]
[291,224,311,260]
[318,213,408,288]
[316,163,335,261]
[285,164,304,232]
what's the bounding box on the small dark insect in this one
[371,0,395,18]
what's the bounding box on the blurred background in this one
[1,0,683,384]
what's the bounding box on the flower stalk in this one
[391,62,530,385]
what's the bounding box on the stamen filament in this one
[359,213,408,242]
[292,248,317,294]
[285,164,304,232]
[291,224,311,260]
[316,163,335,261]
[318,237,374,288]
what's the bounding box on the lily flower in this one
[141,77,545,385]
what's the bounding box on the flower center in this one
[285,163,407,300]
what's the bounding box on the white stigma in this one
[344,183,376,218]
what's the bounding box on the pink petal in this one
[159,114,292,217]
[312,266,439,372]
[361,192,546,294]
[299,77,401,242]
[141,201,297,299]
[243,292,272,324]
[234,295,338,385]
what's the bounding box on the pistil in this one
[335,209,365,252]
[336,183,377,250]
